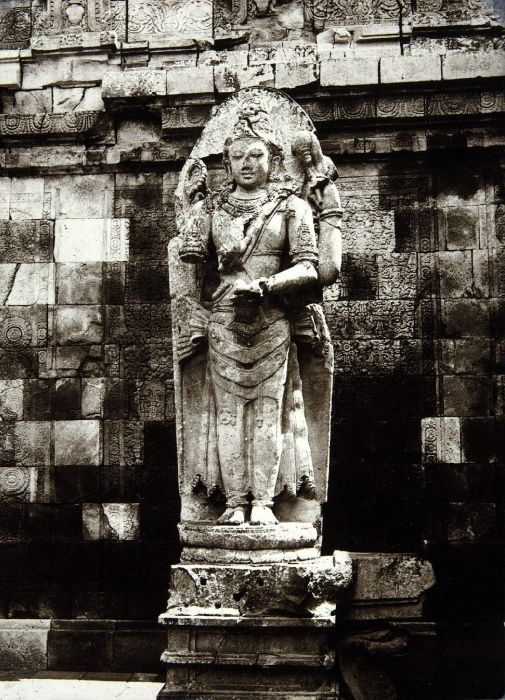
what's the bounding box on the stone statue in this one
[170,88,342,532]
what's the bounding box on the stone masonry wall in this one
[0,0,503,694]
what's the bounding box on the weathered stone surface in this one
[128,0,212,41]
[380,55,442,84]
[349,553,435,620]
[83,502,140,540]
[0,50,22,88]
[8,177,45,219]
[0,619,49,671]
[102,69,166,98]
[0,263,55,305]
[159,617,339,697]
[46,174,114,219]
[320,57,379,86]
[54,219,129,263]
[54,419,101,465]
[166,66,213,95]
[442,52,505,81]
[275,62,319,89]
[53,305,103,345]
[214,64,275,92]
[166,552,352,618]
[53,86,104,112]
[422,417,461,463]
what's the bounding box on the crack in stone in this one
[2,263,20,305]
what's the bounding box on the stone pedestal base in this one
[157,616,339,699]
[158,548,352,698]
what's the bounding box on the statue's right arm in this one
[179,200,211,264]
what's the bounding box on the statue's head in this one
[223,99,282,191]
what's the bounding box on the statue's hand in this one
[309,180,341,214]
[232,277,268,299]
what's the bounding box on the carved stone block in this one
[82,502,140,540]
[0,220,53,263]
[0,3,31,50]
[103,420,143,466]
[128,0,212,41]
[304,0,411,27]
[0,263,55,306]
[214,64,275,93]
[421,417,461,463]
[378,253,417,299]
[0,306,48,349]
[13,421,51,466]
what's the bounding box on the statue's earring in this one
[223,162,234,190]
[269,155,282,182]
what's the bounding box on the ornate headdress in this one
[226,97,282,155]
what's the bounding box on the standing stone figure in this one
[171,89,342,530]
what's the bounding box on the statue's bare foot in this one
[250,505,278,526]
[217,506,246,525]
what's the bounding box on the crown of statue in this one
[229,99,281,153]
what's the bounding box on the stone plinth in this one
[158,616,340,699]
[158,548,353,698]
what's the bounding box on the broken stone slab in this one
[380,54,442,84]
[53,86,104,113]
[165,552,353,619]
[275,62,319,89]
[0,263,55,305]
[22,55,113,90]
[349,553,436,620]
[214,64,275,93]
[82,502,140,540]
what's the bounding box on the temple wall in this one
[0,0,503,695]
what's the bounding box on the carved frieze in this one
[0,0,31,49]
[304,0,411,28]
[128,0,212,40]
[0,111,108,141]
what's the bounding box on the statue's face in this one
[227,138,272,191]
